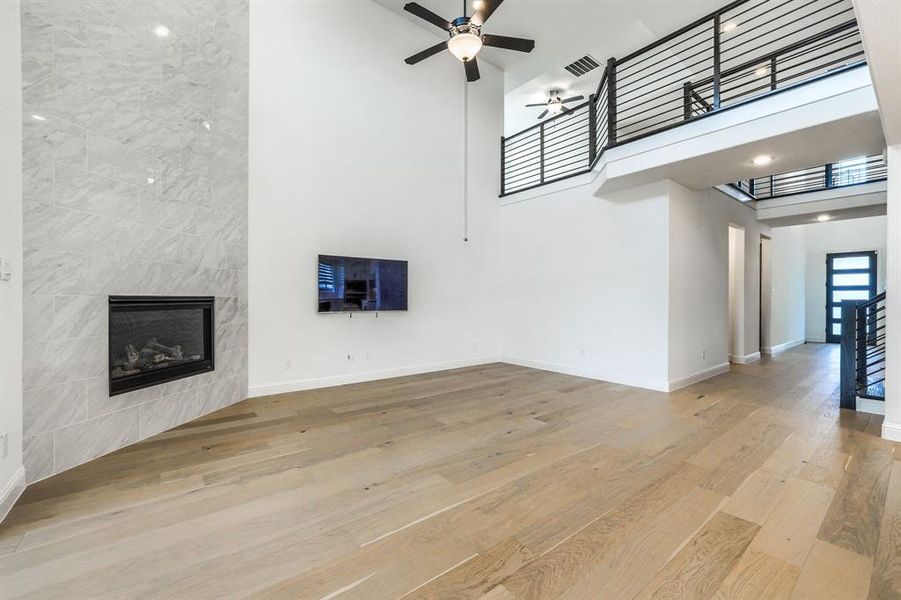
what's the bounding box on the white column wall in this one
[0,0,25,519]
[883,145,901,439]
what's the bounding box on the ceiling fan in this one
[526,90,585,120]
[403,0,536,82]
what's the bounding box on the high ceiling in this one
[373,0,726,132]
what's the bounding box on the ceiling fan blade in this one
[482,34,535,53]
[464,57,481,82]
[525,103,547,107]
[405,41,448,65]
[471,0,503,26]
[403,2,452,30]
[561,106,571,113]
[538,110,548,120]
[562,95,585,103]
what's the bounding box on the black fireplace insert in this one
[109,296,215,396]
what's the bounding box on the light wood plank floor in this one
[1,344,899,599]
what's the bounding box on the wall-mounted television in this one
[318,255,408,312]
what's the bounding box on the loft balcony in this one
[499,0,884,201]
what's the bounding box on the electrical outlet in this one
[472,341,478,350]
[0,432,8,460]
[346,353,355,361]
[579,349,585,359]
[0,259,11,282]
[702,349,707,360]
[284,360,292,371]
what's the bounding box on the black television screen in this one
[318,255,408,312]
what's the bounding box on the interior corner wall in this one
[802,215,887,342]
[20,0,249,482]
[666,182,769,384]
[767,225,806,350]
[884,145,901,435]
[0,0,26,516]
[247,1,504,396]
[498,181,671,390]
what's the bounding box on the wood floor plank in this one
[0,345,897,599]
[712,549,800,600]
[791,539,873,600]
[817,432,894,558]
[748,478,835,567]
[631,511,759,600]
[870,460,901,599]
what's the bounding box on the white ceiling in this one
[373,0,725,132]
[758,200,887,228]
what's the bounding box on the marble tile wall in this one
[21,0,248,482]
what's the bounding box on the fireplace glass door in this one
[109,296,214,395]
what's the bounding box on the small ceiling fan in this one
[403,0,536,82]
[526,90,585,120]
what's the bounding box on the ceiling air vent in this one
[564,54,600,77]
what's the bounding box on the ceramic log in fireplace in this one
[108,296,214,396]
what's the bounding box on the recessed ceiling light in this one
[31,114,46,121]
[147,177,155,185]
[752,155,773,166]
[816,214,831,222]
[153,24,170,38]
[722,21,738,33]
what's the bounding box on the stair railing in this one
[840,292,886,409]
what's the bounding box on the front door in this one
[825,251,877,343]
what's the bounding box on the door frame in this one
[825,250,877,343]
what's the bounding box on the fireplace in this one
[109,296,215,396]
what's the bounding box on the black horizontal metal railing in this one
[500,0,865,197]
[840,292,886,408]
[729,153,887,200]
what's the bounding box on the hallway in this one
[0,345,897,599]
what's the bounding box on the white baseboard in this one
[730,352,761,364]
[883,421,901,443]
[249,357,500,397]
[253,355,735,398]
[667,362,731,392]
[500,356,670,392]
[762,338,805,356]
[856,398,885,416]
[0,466,26,524]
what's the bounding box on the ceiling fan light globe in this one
[548,101,564,115]
[448,32,483,62]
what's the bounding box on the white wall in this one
[499,182,671,391]
[885,145,901,439]
[760,236,772,351]
[248,1,504,395]
[727,226,746,361]
[498,179,767,391]
[802,215,887,342]
[0,0,25,519]
[667,184,769,380]
[768,225,806,351]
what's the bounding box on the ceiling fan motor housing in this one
[450,17,480,37]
